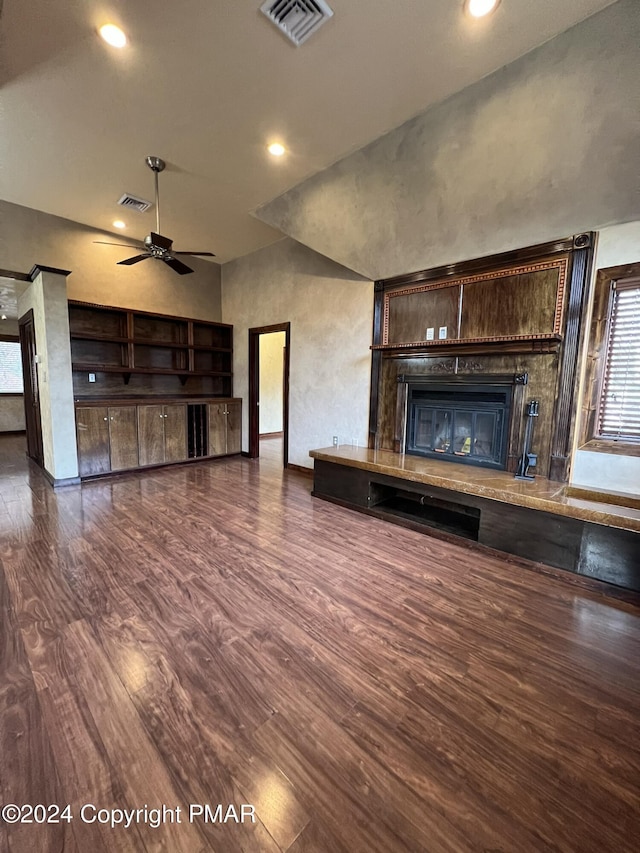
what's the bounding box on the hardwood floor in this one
[1,432,639,852]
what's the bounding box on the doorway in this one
[0,269,37,467]
[19,308,44,467]
[248,323,290,466]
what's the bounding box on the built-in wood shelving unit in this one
[68,301,233,397]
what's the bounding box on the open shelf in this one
[68,301,234,398]
[71,333,131,344]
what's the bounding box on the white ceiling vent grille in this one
[260,0,333,46]
[117,193,152,213]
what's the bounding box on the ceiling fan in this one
[94,156,215,275]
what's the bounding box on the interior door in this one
[138,405,165,466]
[163,404,187,463]
[18,309,44,466]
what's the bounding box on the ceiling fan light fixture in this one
[99,24,127,48]
[95,156,215,276]
[465,0,500,18]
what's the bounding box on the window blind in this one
[0,340,24,393]
[598,278,640,441]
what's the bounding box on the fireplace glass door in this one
[407,385,511,469]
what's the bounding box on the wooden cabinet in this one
[75,398,239,478]
[138,404,187,466]
[70,302,237,476]
[226,400,242,455]
[108,406,138,471]
[208,402,227,457]
[164,405,188,463]
[77,405,139,475]
[378,256,569,353]
[76,407,110,477]
[208,401,242,456]
[138,405,166,467]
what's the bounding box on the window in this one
[0,339,24,393]
[598,278,640,441]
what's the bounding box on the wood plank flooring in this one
[1,433,639,852]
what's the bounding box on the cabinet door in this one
[163,404,187,463]
[208,403,227,456]
[108,407,138,471]
[138,405,165,466]
[76,407,110,477]
[226,401,242,455]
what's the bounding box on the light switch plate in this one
[88,373,96,383]
[426,327,435,341]
[438,326,447,340]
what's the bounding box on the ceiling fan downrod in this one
[145,155,166,235]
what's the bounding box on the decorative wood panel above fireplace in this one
[369,235,595,482]
[378,257,567,352]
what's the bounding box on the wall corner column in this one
[18,264,78,484]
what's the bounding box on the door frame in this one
[18,308,44,467]
[248,322,290,465]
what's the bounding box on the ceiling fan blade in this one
[94,241,144,248]
[173,251,216,257]
[163,257,194,276]
[117,254,152,266]
[150,232,173,251]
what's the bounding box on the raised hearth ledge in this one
[308,446,640,534]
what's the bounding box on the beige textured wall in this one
[571,220,640,494]
[0,397,25,431]
[257,0,640,281]
[17,269,77,481]
[0,200,222,319]
[259,331,285,434]
[222,238,373,469]
[1,319,20,335]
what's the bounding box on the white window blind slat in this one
[598,279,640,441]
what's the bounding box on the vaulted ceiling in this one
[0,0,617,265]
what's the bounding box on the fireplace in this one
[406,380,514,470]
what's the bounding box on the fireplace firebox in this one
[406,381,514,470]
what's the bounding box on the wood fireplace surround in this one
[369,235,595,482]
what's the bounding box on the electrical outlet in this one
[88,373,96,383]
[426,327,435,341]
[332,435,338,446]
[439,326,447,340]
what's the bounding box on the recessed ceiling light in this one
[1,315,7,321]
[113,220,126,229]
[99,24,127,48]
[268,143,286,157]
[466,0,500,18]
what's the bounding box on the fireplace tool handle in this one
[515,400,539,481]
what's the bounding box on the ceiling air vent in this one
[117,193,152,213]
[260,0,333,46]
